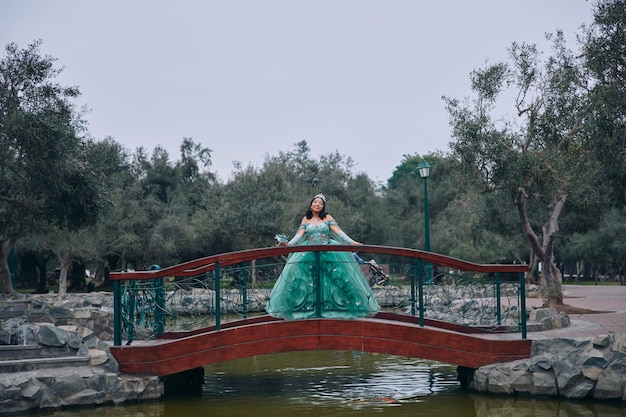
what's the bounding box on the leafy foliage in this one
[0,40,106,292]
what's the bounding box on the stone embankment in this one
[0,292,161,416]
[467,332,626,401]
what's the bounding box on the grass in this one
[563,280,622,286]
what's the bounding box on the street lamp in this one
[417,159,431,252]
[417,159,432,284]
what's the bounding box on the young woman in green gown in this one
[266,194,380,319]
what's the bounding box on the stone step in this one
[0,345,79,360]
[0,310,25,320]
[0,355,91,373]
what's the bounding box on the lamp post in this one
[417,159,432,284]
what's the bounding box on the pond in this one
[36,351,624,417]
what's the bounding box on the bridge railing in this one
[109,245,528,345]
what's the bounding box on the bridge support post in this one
[314,252,321,318]
[162,367,205,396]
[456,366,475,390]
[126,280,137,344]
[409,258,416,316]
[113,280,121,346]
[241,262,248,319]
[495,272,501,326]
[417,258,424,327]
[520,271,527,339]
[215,262,221,331]
[154,276,165,336]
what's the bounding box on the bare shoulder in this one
[324,214,336,222]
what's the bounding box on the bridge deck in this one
[110,314,531,376]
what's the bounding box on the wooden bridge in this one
[108,245,531,377]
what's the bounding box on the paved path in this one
[520,284,626,340]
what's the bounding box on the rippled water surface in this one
[38,351,625,417]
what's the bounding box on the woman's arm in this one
[329,219,361,245]
[287,226,305,245]
[279,218,306,246]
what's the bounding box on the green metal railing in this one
[110,245,528,346]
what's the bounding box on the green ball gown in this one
[266,221,380,320]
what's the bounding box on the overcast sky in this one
[2,1,593,183]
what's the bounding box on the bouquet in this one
[274,234,288,244]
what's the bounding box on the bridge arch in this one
[110,314,531,377]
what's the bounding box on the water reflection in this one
[35,351,626,417]
[470,394,626,417]
[201,351,458,402]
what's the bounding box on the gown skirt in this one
[266,241,380,320]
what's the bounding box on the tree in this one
[580,0,626,208]
[385,153,457,250]
[0,40,104,293]
[444,2,625,307]
[562,208,626,284]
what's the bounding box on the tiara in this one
[314,193,326,202]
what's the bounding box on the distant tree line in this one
[1,1,624,305]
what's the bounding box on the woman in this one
[266,193,380,320]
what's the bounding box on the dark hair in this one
[305,197,327,219]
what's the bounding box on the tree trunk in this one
[516,188,566,306]
[539,195,566,306]
[36,265,47,294]
[541,250,564,307]
[527,251,539,284]
[58,252,71,296]
[0,240,14,294]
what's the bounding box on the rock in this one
[592,334,610,348]
[0,318,28,345]
[35,323,68,347]
[561,376,595,399]
[62,389,106,406]
[554,312,570,328]
[78,343,90,356]
[529,355,552,371]
[15,323,36,345]
[38,385,62,409]
[487,367,513,394]
[525,322,543,332]
[553,357,581,391]
[0,327,11,344]
[48,306,72,320]
[73,309,94,320]
[87,333,103,349]
[579,350,608,380]
[531,370,557,396]
[509,361,533,394]
[52,371,87,396]
[88,349,109,366]
[529,308,557,322]
[594,370,625,400]
[469,368,489,391]
[610,332,626,353]
[21,380,44,400]
[608,351,626,370]
[0,386,21,401]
